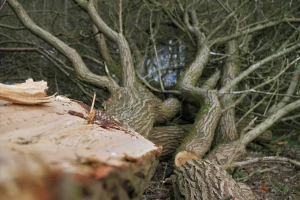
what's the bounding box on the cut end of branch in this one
[174,150,199,167]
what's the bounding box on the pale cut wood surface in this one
[0,78,53,104]
[0,79,161,200]
[0,97,160,173]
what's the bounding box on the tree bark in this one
[149,125,191,159]
[176,10,222,158]
[177,89,221,158]
[215,40,240,145]
[171,159,256,200]
[207,98,300,165]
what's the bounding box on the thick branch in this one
[177,9,221,158]
[241,98,300,146]
[75,0,136,88]
[7,0,119,93]
[149,125,191,159]
[202,69,221,90]
[155,98,181,124]
[171,159,256,200]
[177,88,221,158]
[180,11,209,88]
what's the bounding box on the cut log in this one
[171,159,256,200]
[0,80,161,200]
[149,125,191,159]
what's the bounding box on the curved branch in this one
[176,9,221,159]
[7,0,119,93]
[177,88,221,158]
[230,156,300,169]
[75,0,136,88]
[155,98,181,124]
[75,0,118,42]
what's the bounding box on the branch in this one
[221,89,300,99]
[202,69,221,90]
[219,42,300,94]
[91,25,113,63]
[74,0,118,41]
[7,0,119,93]
[180,10,209,88]
[207,0,251,41]
[268,61,300,114]
[241,98,300,146]
[0,23,25,30]
[0,47,38,51]
[75,0,136,88]
[209,18,300,46]
[136,72,181,95]
[230,156,300,169]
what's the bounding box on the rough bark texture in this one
[149,125,191,159]
[215,40,239,145]
[178,90,221,158]
[102,86,159,137]
[155,98,181,124]
[206,142,247,165]
[176,10,222,159]
[171,159,256,200]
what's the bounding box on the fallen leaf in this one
[260,184,268,192]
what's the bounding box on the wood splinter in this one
[87,92,96,124]
[68,93,137,137]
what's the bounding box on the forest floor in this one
[141,144,300,200]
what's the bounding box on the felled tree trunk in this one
[0,80,161,200]
[171,159,256,200]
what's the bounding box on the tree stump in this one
[0,80,161,200]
